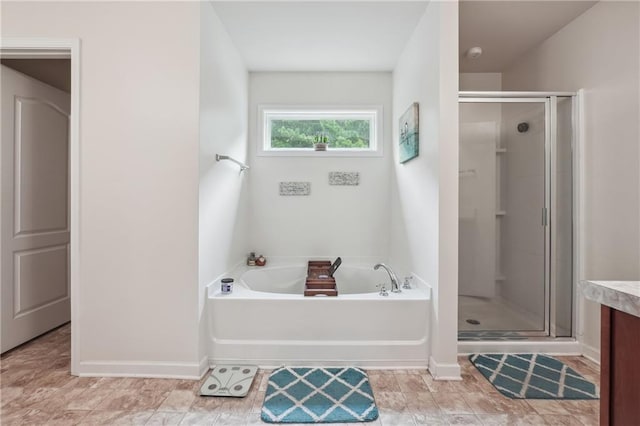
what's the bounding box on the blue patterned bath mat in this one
[261,367,379,423]
[470,353,599,400]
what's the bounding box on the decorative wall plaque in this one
[279,182,311,196]
[329,172,360,186]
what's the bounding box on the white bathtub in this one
[207,262,431,368]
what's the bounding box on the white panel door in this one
[1,65,71,353]
[458,122,497,298]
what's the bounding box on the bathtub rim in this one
[207,261,432,301]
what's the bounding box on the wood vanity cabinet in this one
[600,305,640,426]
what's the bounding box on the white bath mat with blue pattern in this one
[470,353,598,399]
[261,367,379,423]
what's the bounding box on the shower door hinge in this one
[542,207,548,226]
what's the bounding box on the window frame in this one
[257,105,384,157]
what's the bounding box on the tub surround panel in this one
[581,281,640,318]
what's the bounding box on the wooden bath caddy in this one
[305,261,338,297]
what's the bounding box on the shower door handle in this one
[542,207,548,227]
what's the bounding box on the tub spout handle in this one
[376,284,389,297]
[403,276,413,289]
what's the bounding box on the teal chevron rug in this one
[261,367,379,423]
[470,354,599,400]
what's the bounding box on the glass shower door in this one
[458,99,548,336]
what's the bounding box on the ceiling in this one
[460,1,598,73]
[211,1,598,73]
[211,1,428,72]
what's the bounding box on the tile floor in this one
[1,324,600,425]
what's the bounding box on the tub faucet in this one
[374,263,401,293]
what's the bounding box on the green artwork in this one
[399,103,419,163]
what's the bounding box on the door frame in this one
[460,91,585,343]
[1,38,81,375]
[459,96,551,337]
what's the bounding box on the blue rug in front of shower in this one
[261,367,379,423]
[470,353,598,400]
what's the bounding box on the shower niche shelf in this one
[496,211,506,216]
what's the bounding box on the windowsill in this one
[257,149,383,158]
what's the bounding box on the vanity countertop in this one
[581,280,640,318]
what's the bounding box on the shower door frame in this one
[459,91,577,339]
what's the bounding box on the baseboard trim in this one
[428,356,461,380]
[581,343,600,365]
[76,360,203,379]
[199,355,210,378]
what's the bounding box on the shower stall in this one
[458,92,578,341]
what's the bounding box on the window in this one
[258,106,383,156]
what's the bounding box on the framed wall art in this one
[399,102,419,163]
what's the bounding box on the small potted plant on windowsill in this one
[314,133,329,151]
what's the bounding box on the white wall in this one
[391,1,460,379]
[459,72,501,92]
[247,72,392,261]
[502,1,640,358]
[198,2,249,366]
[2,2,202,376]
